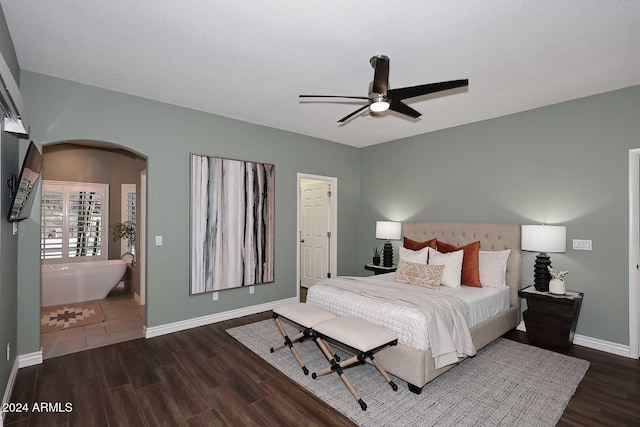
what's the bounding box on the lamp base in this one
[383,241,393,267]
[533,252,552,292]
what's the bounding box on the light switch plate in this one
[155,235,163,246]
[572,239,592,251]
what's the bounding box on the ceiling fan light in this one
[370,100,390,113]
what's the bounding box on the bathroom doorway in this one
[39,141,147,359]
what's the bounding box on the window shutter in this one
[41,188,64,260]
[68,190,103,258]
[40,181,109,263]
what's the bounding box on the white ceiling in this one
[1,1,639,148]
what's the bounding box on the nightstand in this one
[364,264,397,275]
[518,286,583,349]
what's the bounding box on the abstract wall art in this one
[190,154,275,295]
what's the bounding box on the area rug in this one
[227,319,589,427]
[41,302,105,333]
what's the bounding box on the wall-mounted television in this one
[7,141,43,222]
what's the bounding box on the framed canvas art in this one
[190,154,275,294]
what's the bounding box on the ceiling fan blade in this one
[299,95,369,100]
[388,79,469,101]
[389,100,421,119]
[338,104,370,123]
[370,55,389,95]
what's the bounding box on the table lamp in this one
[521,224,566,291]
[376,221,402,267]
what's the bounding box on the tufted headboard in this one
[403,222,521,310]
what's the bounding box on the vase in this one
[549,278,566,295]
[372,256,381,266]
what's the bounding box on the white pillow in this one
[399,246,429,264]
[479,249,511,289]
[428,247,463,288]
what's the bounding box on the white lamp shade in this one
[376,221,402,240]
[521,225,566,253]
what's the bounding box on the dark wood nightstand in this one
[518,286,583,350]
[364,264,397,275]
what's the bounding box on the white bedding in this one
[372,273,511,327]
[306,273,510,369]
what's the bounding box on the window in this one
[41,181,109,263]
[121,183,136,255]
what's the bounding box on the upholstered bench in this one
[270,303,337,375]
[312,316,398,411]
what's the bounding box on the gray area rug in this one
[227,319,589,427]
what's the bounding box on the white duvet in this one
[307,275,478,369]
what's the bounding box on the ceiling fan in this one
[300,55,468,123]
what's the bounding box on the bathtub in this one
[41,259,127,307]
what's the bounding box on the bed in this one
[306,221,521,394]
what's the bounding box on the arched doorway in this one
[39,140,148,358]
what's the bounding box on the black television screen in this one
[7,141,43,222]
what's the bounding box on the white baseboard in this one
[18,349,43,368]
[1,358,19,427]
[144,297,298,338]
[516,321,630,357]
[0,349,43,427]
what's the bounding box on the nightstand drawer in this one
[526,298,579,318]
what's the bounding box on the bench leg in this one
[313,337,367,411]
[320,339,340,362]
[369,354,398,391]
[270,317,309,375]
[312,353,360,378]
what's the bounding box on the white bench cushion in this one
[314,316,397,353]
[273,303,336,328]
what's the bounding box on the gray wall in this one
[17,71,362,355]
[360,85,640,345]
[0,4,20,404]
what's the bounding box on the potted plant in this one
[373,247,382,266]
[112,221,136,254]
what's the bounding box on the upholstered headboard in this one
[403,222,521,310]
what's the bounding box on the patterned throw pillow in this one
[395,260,445,289]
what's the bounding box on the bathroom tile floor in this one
[41,287,145,359]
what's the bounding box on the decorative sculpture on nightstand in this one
[548,267,568,295]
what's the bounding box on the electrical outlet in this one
[6,343,10,361]
[249,285,255,295]
[212,291,219,301]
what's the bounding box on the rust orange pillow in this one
[436,240,482,287]
[403,237,437,251]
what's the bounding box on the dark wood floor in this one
[5,311,639,426]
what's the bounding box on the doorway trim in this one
[296,173,338,300]
[628,149,640,359]
[138,169,147,305]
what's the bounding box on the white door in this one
[300,180,330,289]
